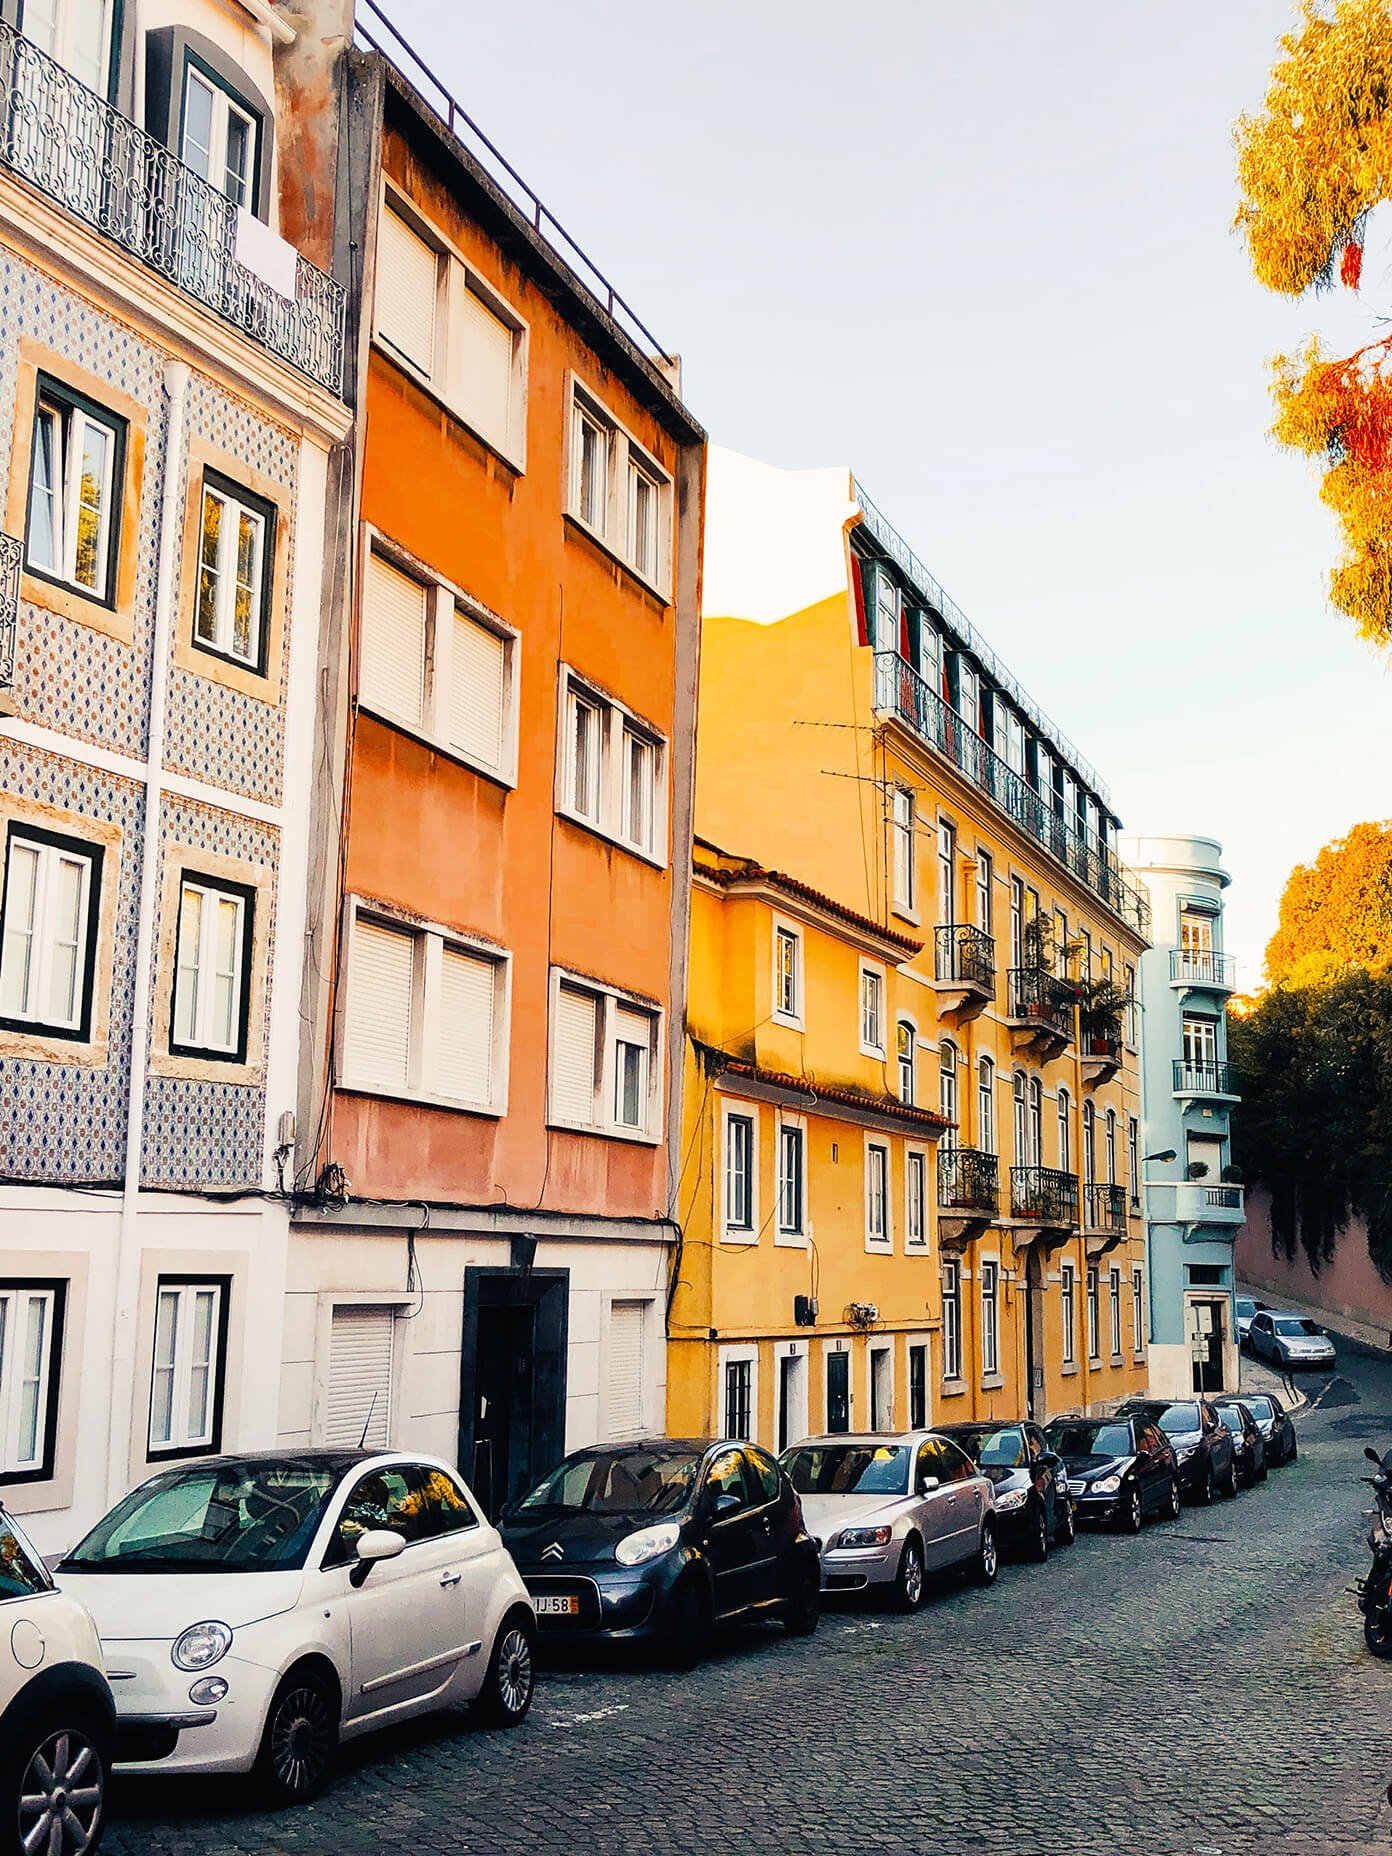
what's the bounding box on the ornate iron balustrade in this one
[1010,1165,1078,1226]
[934,923,995,990]
[937,1146,998,1214]
[872,651,1151,935]
[1173,1059,1239,1097]
[1084,1183,1127,1232]
[0,22,345,393]
[0,530,20,703]
[1170,949,1236,989]
[1007,966,1075,1042]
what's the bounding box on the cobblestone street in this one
[103,1350,1392,1856]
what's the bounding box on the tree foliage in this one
[1263,819,1392,984]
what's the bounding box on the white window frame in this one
[859,960,886,1058]
[181,64,258,207]
[547,966,664,1144]
[721,1102,758,1242]
[1132,1267,1146,1357]
[906,1333,932,1429]
[170,875,249,1059]
[0,828,100,1036]
[193,479,269,670]
[975,848,993,932]
[26,386,119,600]
[341,899,512,1115]
[867,1339,895,1432]
[566,375,673,598]
[1128,1116,1141,1208]
[771,916,804,1029]
[1060,1263,1077,1367]
[775,1114,808,1246]
[898,1016,917,1106]
[980,1260,1000,1378]
[718,1343,759,1444]
[22,0,115,90]
[1109,1267,1123,1360]
[359,536,521,787]
[0,1283,59,1478]
[891,787,915,915]
[1086,1265,1101,1363]
[905,1145,928,1250]
[941,1262,963,1382]
[864,1137,891,1252]
[977,1056,996,1154]
[148,1280,225,1455]
[555,666,669,868]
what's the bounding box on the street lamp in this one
[1141,1148,1176,1164]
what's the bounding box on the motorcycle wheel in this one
[1366,1609,1392,1659]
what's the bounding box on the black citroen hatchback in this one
[499,1437,821,1667]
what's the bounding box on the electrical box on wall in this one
[793,1295,818,1327]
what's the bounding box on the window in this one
[1060,1264,1076,1367]
[360,547,518,784]
[26,377,124,604]
[569,383,672,592]
[1128,1116,1140,1207]
[1082,1099,1096,1186]
[860,964,885,1055]
[622,727,657,855]
[723,1362,753,1442]
[1105,1109,1118,1185]
[898,1020,916,1105]
[572,395,611,536]
[170,874,253,1062]
[865,1141,890,1248]
[1029,1077,1043,1167]
[773,923,802,1025]
[1132,1268,1145,1354]
[376,204,442,379]
[892,788,915,911]
[1086,1266,1100,1361]
[941,1263,962,1380]
[908,1342,928,1429]
[937,821,955,924]
[906,1149,927,1248]
[558,670,667,863]
[550,972,661,1140]
[980,1262,999,1376]
[1013,1070,1029,1165]
[21,0,113,91]
[343,909,510,1113]
[978,1057,996,1153]
[939,1040,957,1143]
[149,1279,227,1456]
[975,850,993,931]
[1057,1088,1071,1172]
[1123,962,1138,1047]
[777,1122,805,1237]
[1109,1268,1122,1358]
[725,1110,756,1235]
[1180,912,1214,957]
[1183,1016,1218,1065]
[181,63,259,207]
[0,1282,63,1481]
[0,824,102,1039]
[627,455,660,582]
[1009,875,1025,967]
[193,474,273,672]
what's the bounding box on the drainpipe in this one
[105,359,190,1509]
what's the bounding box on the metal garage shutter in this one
[344,916,414,1093]
[436,945,496,1106]
[449,610,505,772]
[361,552,427,728]
[551,985,597,1124]
[452,283,512,451]
[325,1306,394,1448]
[607,1302,646,1438]
[376,206,438,377]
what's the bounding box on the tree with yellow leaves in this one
[1235,0,1392,640]
[1263,819,1392,984]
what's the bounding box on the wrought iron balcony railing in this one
[937,1146,999,1215]
[1173,1059,1239,1097]
[0,530,21,705]
[1170,949,1236,990]
[0,21,345,393]
[1010,1165,1079,1227]
[1007,966,1075,1042]
[872,651,1151,936]
[1204,1185,1242,1210]
[1083,1183,1127,1233]
[934,923,995,991]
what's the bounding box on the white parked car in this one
[0,1504,114,1855]
[55,1450,535,1804]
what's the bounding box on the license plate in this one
[535,1595,578,1617]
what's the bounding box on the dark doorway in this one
[1190,1298,1225,1394]
[1023,1245,1045,1420]
[459,1267,568,1520]
[826,1350,850,1432]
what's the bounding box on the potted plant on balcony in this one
[1077,976,1130,1055]
[1221,1164,1243,1183]
[1187,1160,1210,1180]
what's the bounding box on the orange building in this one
[282,47,705,1514]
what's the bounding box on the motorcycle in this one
[1357,1445,1392,1657]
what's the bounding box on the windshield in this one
[1245,1396,1274,1420]
[781,1444,910,1496]
[951,1428,1026,1469]
[1275,1317,1321,1337]
[0,1512,51,1599]
[1151,1402,1201,1436]
[1217,1408,1244,1433]
[518,1447,700,1515]
[1236,1299,1256,1317]
[62,1461,340,1573]
[1046,1423,1133,1459]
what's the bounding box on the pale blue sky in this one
[390,0,1392,987]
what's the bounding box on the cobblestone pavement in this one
[104,1349,1392,1856]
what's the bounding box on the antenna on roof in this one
[358,1390,379,1451]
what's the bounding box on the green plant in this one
[1077,975,1131,1045]
[1187,1160,1209,1180]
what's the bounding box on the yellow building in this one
[669,841,952,1447]
[681,449,1153,1433]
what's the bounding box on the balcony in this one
[1079,1032,1123,1088]
[1006,966,1074,1058]
[0,22,345,393]
[936,1145,998,1250]
[932,923,995,1019]
[1170,949,1236,994]
[1147,1179,1246,1229]
[871,650,1151,937]
[0,530,21,713]
[1008,1165,1078,1231]
[1082,1182,1128,1257]
[1172,1059,1240,1102]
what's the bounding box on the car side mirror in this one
[711,1492,741,1519]
[917,1475,940,1495]
[350,1528,406,1587]
[1368,1448,1383,1465]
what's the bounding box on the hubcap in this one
[271,1686,333,1794]
[904,1547,923,1603]
[495,1629,533,1716]
[982,1530,997,1578]
[1131,1493,1141,1528]
[18,1729,103,1856]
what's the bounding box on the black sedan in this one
[498,1438,821,1667]
[1240,1390,1298,1465]
[1115,1397,1237,1504]
[1215,1398,1267,1486]
[939,1420,1074,1561]
[1043,1416,1181,1532]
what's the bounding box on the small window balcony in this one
[1170,950,1236,995]
[1008,1164,1078,1230]
[1172,1059,1240,1102]
[1079,1031,1124,1088]
[932,924,995,1019]
[1006,967,1074,1058]
[936,1144,998,1250]
[1147,1179,1246,1228]
[1082,1182,1128,1257]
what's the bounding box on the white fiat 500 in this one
[55,1450,535,1805]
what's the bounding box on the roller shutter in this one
[437,945,496,1106]
[449,611,505,772]
[551,986,597,1124]
[452,282,513,451]
[344,916,414,1093]
[376,206,438,377]
[361,553,427,728]
[325,1306,394,1449]
[607,1302,646,1438]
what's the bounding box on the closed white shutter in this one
[452,282,513,450]
[436,945,496,1105]
[325,1306,394,1448]
[344,916,414,1092]
[376,206,438,377]
[551,985,597,1124]
[607,1301,646,1438]
[361,553,427,727]
[613,1004,653,1054]
[449,611,505,771]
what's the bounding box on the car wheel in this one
[1257,1452,1269,1483]
[1120,1486,1143,1534]
[664,1577,708,1670]
[1164,1476,1182,1521]
[1288,1437,1298,1465]
[6,1707,107,1856]
[1196,1464,1214,1506]
[474,1612,535,1727]
[972,1519,998,1586]
[891,1535,926,1613]
[782,1562,821,1637]
[1222,1456,1239,1498]
[1026,1501,1049,1565]
[1055,1499,1076,1547]
[255,1665,339,1806]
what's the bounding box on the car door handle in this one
[440,1571,462,1588]
[944,1492,957,1504]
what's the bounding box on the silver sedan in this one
[779,1431,997,1613]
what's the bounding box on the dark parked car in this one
[1240,1390,1298,1465]
[1214,1398,1267,1486]
[1247,1310,1337,1372]
[1043,1416,1180,1532]
[939,1420,1074,1561]
[499,1439,821,1667]
[1115,1398,1237,1504]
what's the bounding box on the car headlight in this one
[993,1489,1029,1512]
[172,1621,233,1671]
[1092,1476,1122,1495]
[1176,1446,1197,1462]
[835,1525,893,1548]
[614,1521,681,1567]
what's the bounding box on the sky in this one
[386,0,1392,989]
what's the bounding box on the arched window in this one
[939,1040,958,1143]
[898,1020,915,1105]
[1028,1076,1043,1168]
[1105,1108,1117,1185]
[1082,1099,1096,1186]
[1013,1070,1029,1165]
[1057,1088,1071,1173]
[977,1056,995,1154]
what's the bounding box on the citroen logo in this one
[541,1541,564,1562]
